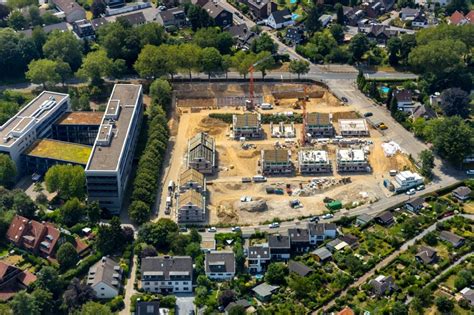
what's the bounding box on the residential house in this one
[247,245,271,273]
[285,27,304,45]
[452,186,471,201]
[339,234,359,249]
[400,7,419,20]
[460,287,474,306]
[252,283,279,302]
[91,17,109,31]
[136,301,161,315]
[227,24,257,49]
[205,251,236,280]
[176,190,206,223]
[449,10,474,25]
[0,262,36,301]
[268,235,291,260]
[311,247,332,262]
[370,275,396,296]
[308,223,337,244]
[338,307,355,315]
[288,260,313,277]
[141,256,193,293]
[344,6,366,26]
[393,89,415,112]
[356,213,373,227]
[375,211,394,226]
[326,238,348,252]
[260,149,293,176]
[20,22,70,37]
[191,0,209,6]
[157,7,187,29]
[203,2,232,28]
[267,9,294,29]
[415,246,437,264]
[319,14,332,27]
[305,112,334,138]
[405,197,425,213]
[411,104,437,120]
[6,215,63,258]
[412,11,428,27]
[392,170,423,193]
[86,257,122,299]
[117,11,146,27]
[439,231,465,248]
[361,24,398,44]
[187,132,216,174]
[243,0,277,20]
[179,168,206,193]
[51,0,86,22]
[233,113,263,139]
[72,19,95,39]
[288,228,310,252]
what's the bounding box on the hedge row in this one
[128,103,170,225]
[209,112,303,124]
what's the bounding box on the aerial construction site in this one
[158,82,414,225]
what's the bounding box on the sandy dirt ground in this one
[157,83,413,225]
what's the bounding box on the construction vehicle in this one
[379,123,388,130]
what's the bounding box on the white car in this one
[207,227,217,233]
[322,213,334,220]
[467,170,474,175]
[268,222,280,229]
[406,189,416,195]
[231,226,241,232]
[416,185,425,191]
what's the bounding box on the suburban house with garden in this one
[86,256,122,299]
[141,256,193,293]
[205,251,236,280]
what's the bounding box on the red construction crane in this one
[247,53,276,111]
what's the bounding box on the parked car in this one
[309,216,319,222]
[363,112,373,117]
[416,185,425,191]
[322,213,334,220]
[207,227,217,233]
[406,188,416,195]
[268,222,280,229]
[341,97,348,103]
[467,170,474,175]
[231,226,241,232]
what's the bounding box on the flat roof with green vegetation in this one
[25,139,92,165]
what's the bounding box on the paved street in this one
[120,255,138,315]
[176,294,195,315]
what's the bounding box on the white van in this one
[260,103,273,110]
[166,196,172,207]
[168,180,175,192]
[252,175,267,182]
[389,170,397,176]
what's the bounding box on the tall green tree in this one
[56,242,79,271]
[97,20,140,66]
[419,149,434,179]
[288,60,310,79]
[0,154,16,188]
[336,3,344,25]
[440,88,470,118]
[76,49,114,86]
[265,263,288,285]
[60,198,85,227]
[44,165,86,200]
[176,43,201,79]
[43,31,83,70]
[9,291,39,315]
[200,47,222,79]
[26,59,61,88]
[349,33,370,61]
[77,302,112,315]
[250,32,277,54]
[255,51,275,79]
[305,7,322,35]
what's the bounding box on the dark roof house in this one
[405,197,425,213]
[288,260,313,277]
[439,231,465,248]
[203,2,232,28]
[51,0,86,22]
[452,186,471,201]
[375,211,394,226]
[415,246,437,264]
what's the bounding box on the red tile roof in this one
[450,10,466,25]
[465,10,474,23]
[17,270,37,286]
[6,215,61,257]
[0,261,36,301]
[338,307,355,315]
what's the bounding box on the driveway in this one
[120,255,138,315]
[176,294,195,315]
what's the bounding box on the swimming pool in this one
[291,13,299,20]
[290,0,296,3]
[380,86,390,94]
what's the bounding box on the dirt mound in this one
[224,183,243,190]
[237,150,260,159]
[193,117,227,135]
[332,111,358,121]
[237,199,267,212]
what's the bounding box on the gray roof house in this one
[311,247,332,262]
[452,186,471,201]
[415,246,437,264]
[157,7,188,29]
[136,301,160,315]
[252,283,279,302]
[460,287,474,306]
[51,0,86,22]
[356,213,373,226]
[439,231,465,248]
[86,257,122,299]
[141,256,193,294]
[370,275,396,296]
[205,251,236,280]
[405,197,425,213]
[288,260,313,277]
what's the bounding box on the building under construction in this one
[339,119,369,137]
[232,113,262,139]
[271,122,296,138]
[305,113,334,138]
[177,190,206,223]
[298,150,332,174]
[187,132,216,174]
[336,148,370,172]
[260,149,294,176]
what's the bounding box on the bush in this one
[108,295,124,312]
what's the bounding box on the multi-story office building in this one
[85,84,143,214]
[141,256,193,294]
[0,91,70,174]
[52,111,103,145]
